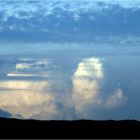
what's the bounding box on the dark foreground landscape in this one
[0,117,140,138]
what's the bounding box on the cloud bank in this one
[0,56,127,120]
[0,81,55,118]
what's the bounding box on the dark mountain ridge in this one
[0,117,139,138]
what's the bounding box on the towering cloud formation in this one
[72,57,127,118]
[72,58,103,116]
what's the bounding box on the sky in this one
[0,0,140,120]
[0,0,140,42]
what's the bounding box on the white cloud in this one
[0,79,56,118]
[0,80,49,90]
[0,90,56,118]
[73,58,103,78]
[105,88,127,108]
[72,57,127,118]
[0,79,68,119]
[16,59,49,70]
[0,73,75,119]
[0,80,75,120]
[7,73,49,77]
[72,58,103,114]
[16,63,31,70]
[6,58,49,77]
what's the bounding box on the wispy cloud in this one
[7,73,49,77]
[0,80,49,90]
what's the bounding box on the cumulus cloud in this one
[105,88,127,108]
[0,78,56,118]
[72,58,103,114]
[0,78,75,120]
[0,82,76,120]
[72,57,127,118]
[0,89,56,119]
[0,56,76,120]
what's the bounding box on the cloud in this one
[6,58,49,77]
[0,57,57,119]
[0,58,76,120]
[16,63,32,70]
[72,57,127,118]
[72,58,103,115]
[0,80,49,90]
[15,59,49,70]
[105,88,127,108]
[0,79,71,119]
[0,56,128,120]
[0,78,76,120]
[7,73,49,77]
[95,0,140,8]
[0,0,139,31]
[73,58,103,78]
[0,89,56,118]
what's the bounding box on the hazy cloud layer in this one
[5,58,50,77]
[0,56,127,120]
[0,0,140,42]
